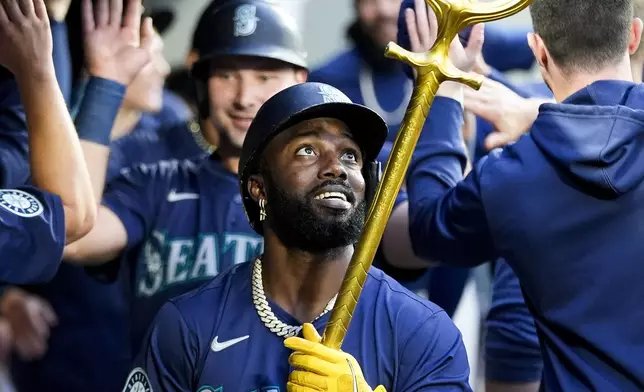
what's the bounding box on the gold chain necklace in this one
[251,258,337,338]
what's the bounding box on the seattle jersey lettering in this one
[138,231,263,297]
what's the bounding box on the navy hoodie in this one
[408,81,644,390]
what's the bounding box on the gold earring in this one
[259,199,267,221]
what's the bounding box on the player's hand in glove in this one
[284,323,386,392]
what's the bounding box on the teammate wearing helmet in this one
[62,0,308,353]
[126,82,471,392]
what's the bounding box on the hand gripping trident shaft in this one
[321,0,532,350]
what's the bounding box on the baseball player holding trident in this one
[124,0,530,391]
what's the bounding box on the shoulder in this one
[160,90,193,124]
[362,268,467,367]
[475,134,541,186]
[309,49,361,83]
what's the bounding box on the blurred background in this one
[147,0,537,79]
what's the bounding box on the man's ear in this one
[527,32,549,70]
[248,174,266,203]
[629,18,643,56]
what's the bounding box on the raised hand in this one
[404,0,484,72]
[82,0,153,85]
[465,77,550,150]
[0,0,53,80]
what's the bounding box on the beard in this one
[265,176,367,253]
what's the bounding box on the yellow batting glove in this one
[284,323,386,392]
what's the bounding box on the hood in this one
[531,80,644,199]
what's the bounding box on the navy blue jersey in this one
[102,156,263,351]
[407,82,644,390]
[485,260,542,383]
[107,121,205,182]
[0,70,29,188]
[0,187,64,284]
[127,262,472,392]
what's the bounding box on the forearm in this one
[63,205,127,265]
[407,94,468,216]
[63,235,120,265]
[17,67,95,243]
[74,77,126,200]
[382,201,438,269]
[406,94,494,266]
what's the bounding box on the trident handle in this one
[321,0,532,350]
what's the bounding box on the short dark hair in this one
[530,0,634,73]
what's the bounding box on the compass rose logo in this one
[0,189,43,218]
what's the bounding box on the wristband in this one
[74,76,126,146]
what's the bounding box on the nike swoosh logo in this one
[211,335,249,352]
[167,190,199,202]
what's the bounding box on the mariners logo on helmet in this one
[318,85,352,104]
[233,4,260,37]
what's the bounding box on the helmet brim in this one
[191,46,309,80]
[272,102,387,163]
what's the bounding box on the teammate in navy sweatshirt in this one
[406,0,644,389]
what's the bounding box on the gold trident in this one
[321,0,533,350]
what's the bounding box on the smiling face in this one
[248,117,367,252]
[207,56,308,155]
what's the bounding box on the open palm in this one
[404,0,484,72]
[0,0,53,78]
[82,0,153,85]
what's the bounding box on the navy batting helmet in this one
[191,0,308,81]
[239,82,389,234]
